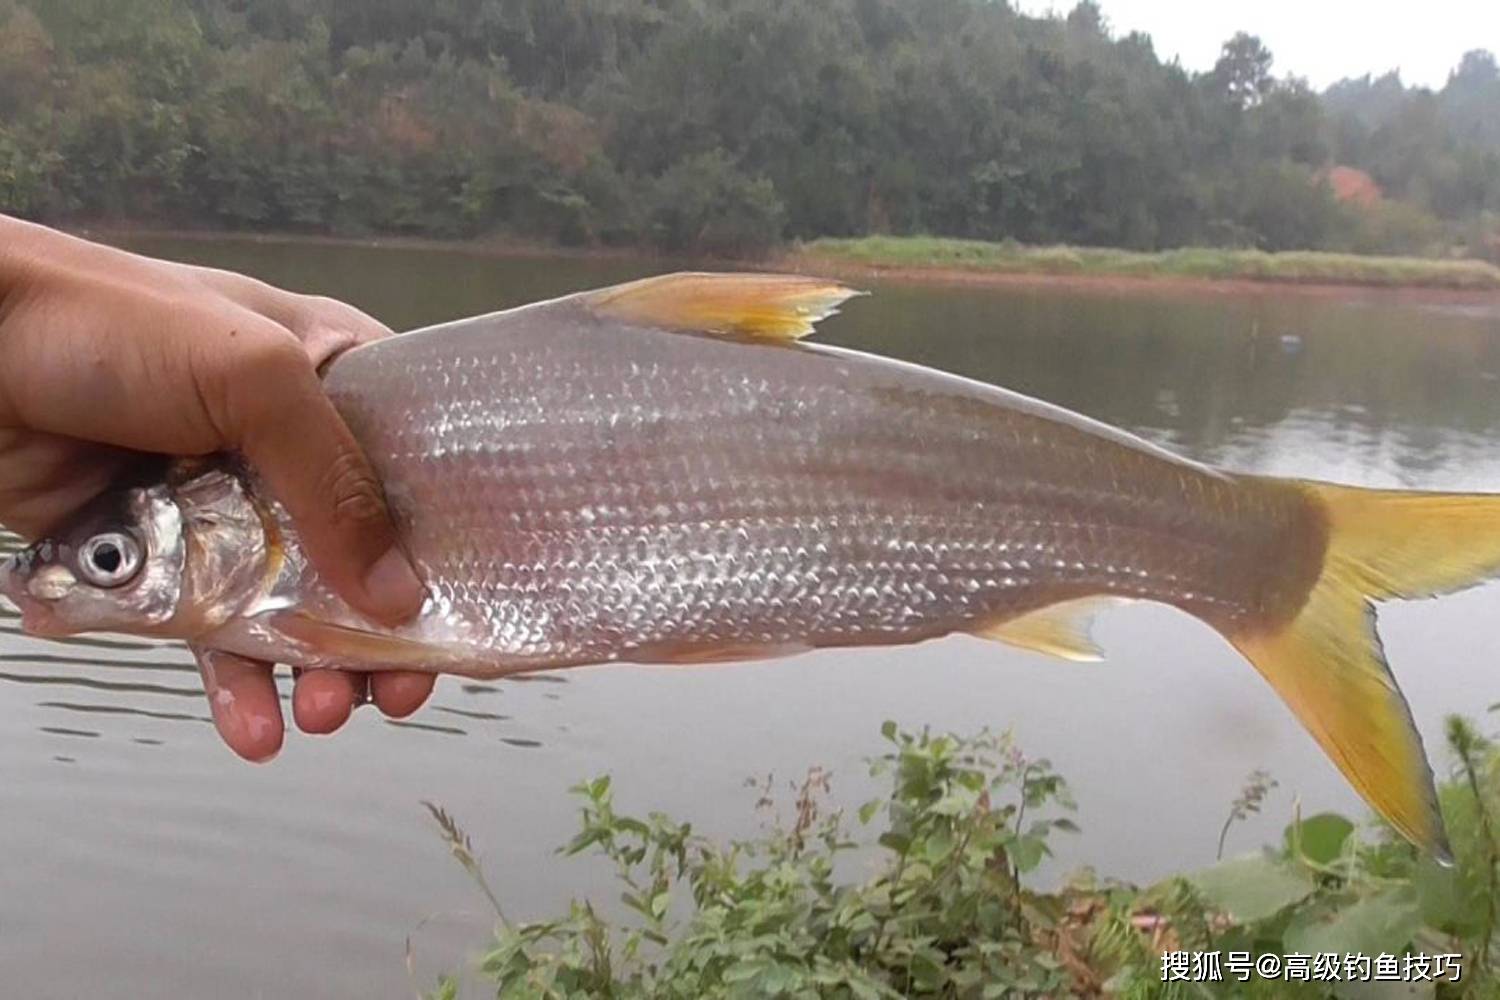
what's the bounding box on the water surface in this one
[4,236,1500,997]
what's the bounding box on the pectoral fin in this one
[585,272,862,341]
[970,597,1114,662]
[269,613,455,671]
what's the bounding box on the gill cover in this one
[127,488,187,625]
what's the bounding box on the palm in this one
[0,225,434,761]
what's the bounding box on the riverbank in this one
[788,235,1500,295]
[79,224,1500,301]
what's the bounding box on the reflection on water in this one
[3,237,1499,997]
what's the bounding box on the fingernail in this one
[362,547,424,624]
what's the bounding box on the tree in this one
[0,0,1489,257]
[1211,31,1273,109]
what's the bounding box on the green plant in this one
[428,715,1500,998]
[1217,769,1279,861]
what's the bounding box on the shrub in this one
[427,716,1500,998]
[647,150,787,259]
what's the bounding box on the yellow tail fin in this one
[1227,480,1500,863]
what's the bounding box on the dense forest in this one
[0,0,1496,259]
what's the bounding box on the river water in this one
[4,235,1500,997]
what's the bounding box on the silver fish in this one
[7,271,1500,860]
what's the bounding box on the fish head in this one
[0,465,274,640]
[0,482,186,637]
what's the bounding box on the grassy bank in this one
[426,717,1500,998]
[796,236,1500,292]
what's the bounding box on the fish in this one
[3,270,1500,861]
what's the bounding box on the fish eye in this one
[76,532,143,589]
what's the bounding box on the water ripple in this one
[35,700,213,725]
[432,706,510,722]
[384,718,467,737]
[0,652,195,673]
[0,670,203,698]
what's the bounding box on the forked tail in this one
[1224,479,1500,863]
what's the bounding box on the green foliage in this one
[428,715,1500,998]
[0,0,1495,261]
[430,725,1089,997]
[647,150,786,257]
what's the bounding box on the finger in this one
[212,338,425,626]
[192,645,285,763]
[301,321,382,373]
[189,268,390,362]
[292,669,364,735]
[0,428,131,539]
[295,296,393,355]
[371,671,435,719]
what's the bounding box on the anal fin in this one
[970,597,1116,662]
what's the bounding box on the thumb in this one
[214,338,425,625]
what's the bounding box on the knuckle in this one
[318,451,389,531]
[199,332,311,444]
[302,293,344,315]
[238,334,308,383]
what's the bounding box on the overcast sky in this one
[1013,0,1500,90]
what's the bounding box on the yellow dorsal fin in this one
[970,597,1115,662]
[585,272,862,341]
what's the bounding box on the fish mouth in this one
[0,555,65,637]
[0,554,19,607]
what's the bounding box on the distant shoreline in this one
[779,252,1500,307]
[787,236,1500,299]
[77,223,1500,304]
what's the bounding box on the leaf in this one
[1414,855,1487,935]
[880,720,898,742]
[722,958,771,983]
[1188,854,1316,922]
[1283,888,1422,956]
[1285,811,1354,864]
[858,799,882,826]
[931,786,980,816]
[1010,835,1046,873]
[923,829,954,864]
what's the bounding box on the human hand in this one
[0,217,434,760]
